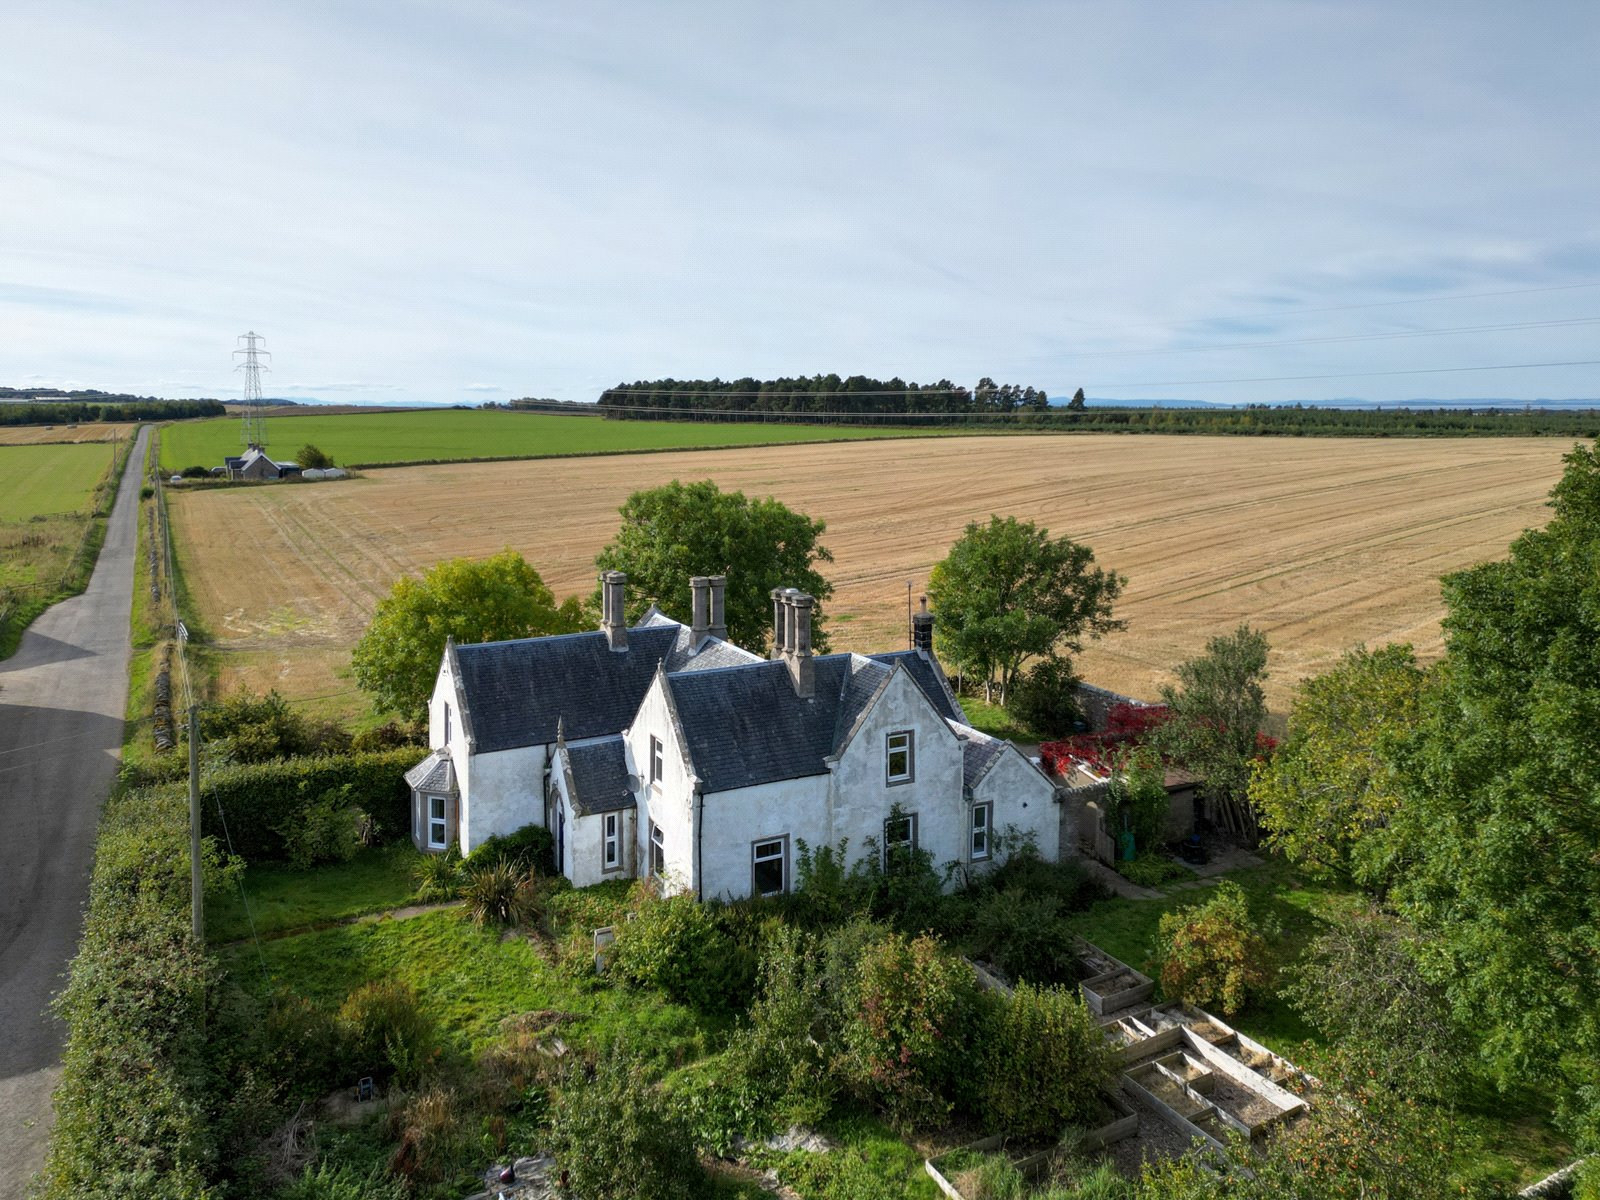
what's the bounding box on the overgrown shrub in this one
[337,980,436,1086]
[549,1047,703,1200]
[198,748,417,860]
[723,924,838,1129]
[1118,854,1186,888]
[278,785,368,869]
[198,688,352,763]
[349,718,426,753]
[263,993,347,1100]
[1008,655,1083,739]
[981,982,1120,1139]
[1105,751,1170,857]
[462,821,555,876]
[1153,881,1271,1016]
[412,846,462,902]
[837,932,983,1129]
[275,1161,407,1200]
[462,859,544,928]
[970,887,1078,983]
[179,464,211,479]
[609,884,753,1011]
[387,1086,469,1189]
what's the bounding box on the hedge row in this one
[198,747,421,862]
[41,777,216,1199]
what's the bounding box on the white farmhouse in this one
[405,572,1065,900]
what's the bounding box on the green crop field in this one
[158,407,939,470]
[0,441,116,520]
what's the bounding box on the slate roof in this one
[665,654,902,794]
[869,650,965,724]
[563,737,635,816]
[951,724,1008,792]
[404,749,455,793]
[451,622,758,754]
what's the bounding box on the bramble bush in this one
[836,932,984,1129]
[549,1046,703,1200]
[980,982,1120,1139]
[1152,881,1271,1016]
[337,980,437,1087]
[609,883,755,1012]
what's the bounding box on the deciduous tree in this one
[1390,441,1600,1121]
[1157,624,1270,838]
[594,479,833,653]
[927,515,1124,704]
[352,549,583,719]
[1250,643,1424,889]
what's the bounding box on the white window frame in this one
[886,730,914,784]
[427,794,448,850]
[649,819,666,877]
[650,735,664,784]
[751,836,788,897]
[971,801,993,862]
[882,811,918,868]
[603,812,621,872]
[443,702,452,744]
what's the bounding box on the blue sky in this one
[4,1,1598,406]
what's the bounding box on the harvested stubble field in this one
[0,421,139,445]
[168,434,1575,718]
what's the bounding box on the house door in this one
[556,802,566,876]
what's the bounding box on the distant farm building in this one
[221,446,300,481]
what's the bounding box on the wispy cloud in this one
[1,1,1597,403]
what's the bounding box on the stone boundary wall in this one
[1075,682,1158,733]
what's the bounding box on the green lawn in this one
[217,906,718,1061]
[159,408,943,470]
[0,441,115,520]
[207,842,424,943]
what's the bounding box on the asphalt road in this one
[0,426,148,1200]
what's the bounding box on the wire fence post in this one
[189,703,203,943]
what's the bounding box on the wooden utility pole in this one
[188,704,203,942]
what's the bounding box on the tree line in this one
[0,396,227,425]
[597,375,1050,420]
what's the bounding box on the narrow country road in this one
[0,426,149,1200]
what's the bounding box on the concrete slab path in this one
[0,427,148,1200]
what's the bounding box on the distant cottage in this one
[221,446,300,481]
[407,573,1065,899]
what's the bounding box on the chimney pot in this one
[603,571,628,651]
[690,576,711,641]
[770,587,788,659]
[708,575,728,641]
[912,595,935,655]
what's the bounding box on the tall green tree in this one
[1390,441,1600,1129]
[1250,643,1425,889]
[352,549,583,719]
[1157,624,1270,838]
[593,478,833,653]
[1068,387,1087,411]
[927,515,1124,704]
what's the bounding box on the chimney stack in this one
[601,570,628,652]
[912,596,934,655]
[786,590,815,699]
[770,587,789,660]
[707,575,727,641]
[690,576,711,642]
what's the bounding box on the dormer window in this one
[886,731,913,784]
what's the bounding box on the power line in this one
[1088,358,1600,390]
